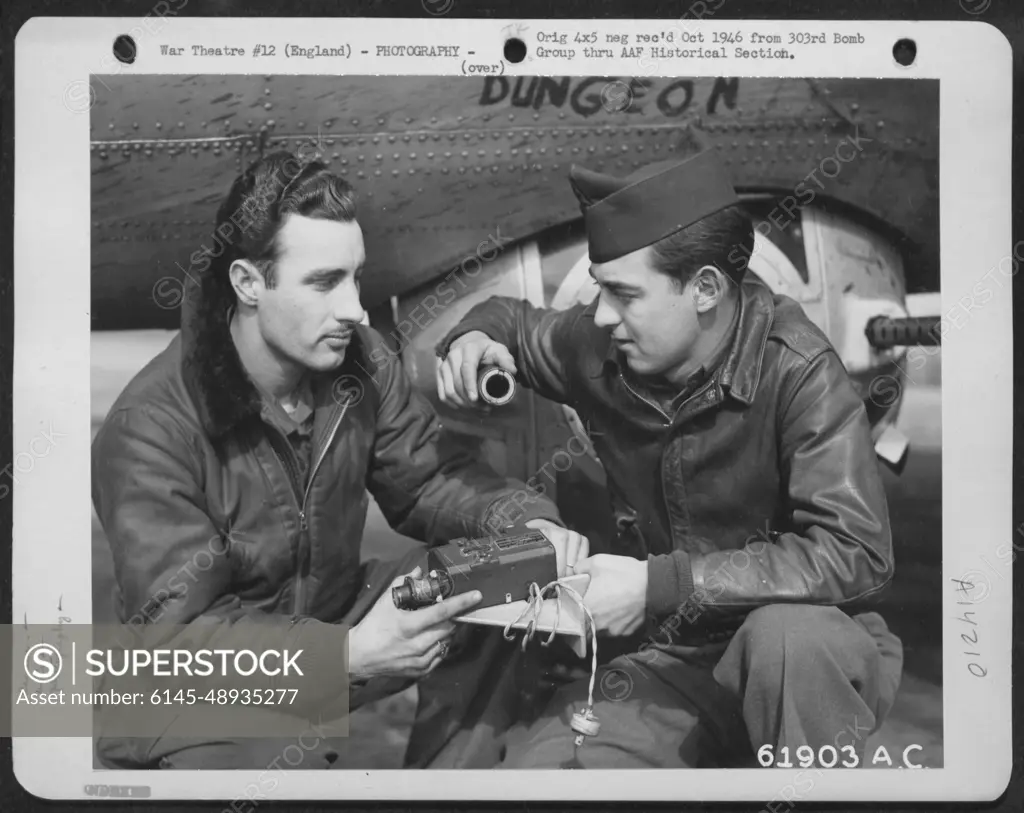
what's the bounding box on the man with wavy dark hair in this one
[91,150,587,769]
[436,150,903,769]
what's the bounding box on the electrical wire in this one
[502,578,602,746]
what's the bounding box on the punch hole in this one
[892,38,916,67]
[504,38,526,64]
[113,34,137,65]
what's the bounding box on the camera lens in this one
[392,573,451,610]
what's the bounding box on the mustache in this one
[323,324,357,338]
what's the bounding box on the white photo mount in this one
[10,13,1014,805]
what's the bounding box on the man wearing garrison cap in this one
[435,148,902,769]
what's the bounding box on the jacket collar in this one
[597,275,776,407]
[716,277,776,406]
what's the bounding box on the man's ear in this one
[228,259,265,308]
[691,265,728,313]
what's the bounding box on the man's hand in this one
[347,567,483,681]
[437,330,517,407]
[526,518,589,579]
[575,554,648,636]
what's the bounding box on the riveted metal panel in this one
[90,75,938,331]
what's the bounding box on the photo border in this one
[7,9,1016,805]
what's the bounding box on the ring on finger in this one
[437,639,450,660]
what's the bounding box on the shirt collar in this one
[254,375,315,437]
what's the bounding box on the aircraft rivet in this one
[352,118,360,126]
[298,122,305,128]
[573,147,580,154]
[393,153,400,160]
[132,122,139,129]
[375,169,382,176]
[377,117,384,125]
[433,134,441,141]
[341,158,348,164]
[388,136,396,143]
[458,116,465,122]
[392,170,399,177]
[588,146,595,153]
[145,149,153,156]
[461,150,469,157]
[877,120,885,128]
[559,112,566,118]
[267,119,275,127]
[418,187,423,193]
[491,166,498,173]
[442,168,450,174]
[99,151,108,159]
[405,117,413,124]
[474,166,482,173]
[458,167,466,174]
[621,145,628,152]
[432,117,438,124]
[264,88,271,96]
[556,147,563,154]
[264,102,272,110]
[359,137,367,145]
[357,171,364,178]
[509,114,515,121]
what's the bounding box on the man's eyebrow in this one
[302,264,363,282]
[588,268,640,293]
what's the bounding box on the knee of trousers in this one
[733,604,880,676]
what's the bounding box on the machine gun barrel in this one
[865,316,941,349]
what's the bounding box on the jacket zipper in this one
[292,399,352,606]
[290,401,351,616]
[619,372,671,426]
[264,399,351,620]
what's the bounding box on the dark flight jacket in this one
[437,275,895,643]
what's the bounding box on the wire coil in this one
[502,579,601,747]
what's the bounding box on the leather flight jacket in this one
[438,275,895,646]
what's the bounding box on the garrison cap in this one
[569,148,739,264]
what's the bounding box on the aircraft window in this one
[740,200,811,285]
